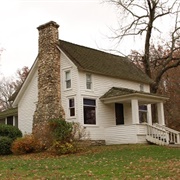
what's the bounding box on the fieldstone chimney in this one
[33,21,64,147]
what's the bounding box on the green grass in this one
[0,144,179,179]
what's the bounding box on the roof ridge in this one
[59,39,126,59]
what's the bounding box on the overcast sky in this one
[0,0,175,78]
[0,0,123,77]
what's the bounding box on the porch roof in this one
[100,87,169,104]
[0,108,18,119]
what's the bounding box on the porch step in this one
[168,144,180,148]
[146,136,167,146]
[146,124,180,146]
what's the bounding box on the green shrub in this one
[49,118,73,142]
[0,124,22,140]
[48,119,91,155]
[11,134,42,155]
[51,141,77,155]
[0,136,13,155]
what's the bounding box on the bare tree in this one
[0,78,15,111]
[108,0,180,93]
[0,66,29,111]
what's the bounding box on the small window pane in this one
[83,99,96,106]
[65,71,71,89]
[66,71,70,80]
[70,108,75,116]
[69,99,74,107]
[139,105,147,123]
[84,107,96,124]
[69,98,75,117]
[86,74,92,89]
[7,116,13,126]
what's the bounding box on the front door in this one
[115,103,124,125]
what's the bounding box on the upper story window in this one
[140,84,144,92]
[65,71,71,89]
[139,105,147,123]
[69,98,75,117]
[83,98,96,125]
[86,74,92,90]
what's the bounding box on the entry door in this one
[115,103,124,125]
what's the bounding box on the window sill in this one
[83,124,99,128]
[67,116,76,120]
[64,88,72,92]
[85,89,94,92]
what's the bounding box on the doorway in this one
[115,103,124,125]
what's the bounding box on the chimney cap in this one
[37,21,59,30]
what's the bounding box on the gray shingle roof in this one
[59,40,153,84]
[100,87,167,99]
[0,108,18,119]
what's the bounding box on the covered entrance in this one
[100,87,169,126]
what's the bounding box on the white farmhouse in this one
[12,21,180,145]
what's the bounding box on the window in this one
[83,98,96,124]
[69,98,75,117]
[139,105,147,123]
[7,116,13,126]
[86,74,92,89]
[65,71,71,89]
[140,84,144,91]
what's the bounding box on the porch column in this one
[147,104,152,125]
[157,102,165,126]
[131,99,139,124]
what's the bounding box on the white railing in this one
[153,123,180,144]
[146,124,169,145]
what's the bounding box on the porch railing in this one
[146,124,168,145]
[153,123,180,144]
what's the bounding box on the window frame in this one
[68,98,75,117]
[86,74,92,90]
[139,105,147,123]
[83,98,96,125]
[65,70,71,89]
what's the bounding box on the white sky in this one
[0,0,176,78]
[0,0,122,77]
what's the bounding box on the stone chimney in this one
[33,21,64,146]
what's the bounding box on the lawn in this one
[0,144,179,179]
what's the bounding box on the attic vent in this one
[140,84,144,92]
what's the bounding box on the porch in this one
[104,124,147,145]
[100,87,180,145]
[100,87,169,126]
[104,123,180,145]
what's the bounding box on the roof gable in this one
[100,87,168,104]
[59,40,153,84]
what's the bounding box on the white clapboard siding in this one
[61,53,79,121]
[18,70,38,134]
[104,125,138,145]
[136,124,148,144]
[85,126,105,140]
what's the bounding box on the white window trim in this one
[86,74,93,90]
[68,97,76,118]
[5,116,16,126]
[66,95,77,120]
[139,105,148,123]
[64,69,72,90]
[83,97,97,126]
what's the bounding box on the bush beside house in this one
[11,119,89,155]
[0,124,22,155]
